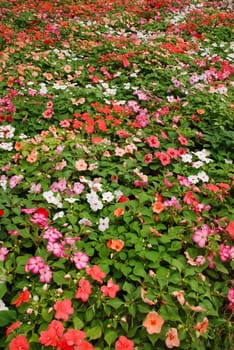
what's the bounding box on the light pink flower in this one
[73,252,89,269]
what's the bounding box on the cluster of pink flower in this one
[25,256,53,283]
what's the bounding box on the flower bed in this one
[0,0,233,349]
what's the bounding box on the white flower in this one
[64,197,78,203]
[197,171,209,183]
[43,191,63,208]
[0,142,13,151]
[53,211,65,220]
[102,191,114,202]
[0,125,15,139]
[181,154,193,163]
[0,175,7,191]
[86,191,99,204]
[98,217,110,232]
[79,218,93,227]
[188,175,199,184]
[90,200,103,211]
[114,190,123,200]
[0,299,8,311]
[192,161,204,168]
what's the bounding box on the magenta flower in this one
[73,252,89,270]
[39,265,53,283]
[25,256,45,274]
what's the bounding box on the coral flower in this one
[12,289,30,307]
[86,265,106,283]
[75,159,88,171]
[226,221,234,240]
[143,311,164,334]
[54,299,74,321]
[152,201,164,214]
[9,335,29,350]
[165,328,180,348]
[75,279,92,302]
[107,239,124,252]
[115,335,134,350]
[6,321,21,337]
[194,317,209,336]
[101,278,120,298]
[114,207,124,217]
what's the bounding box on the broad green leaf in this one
[86,325,102,340]
[104,330,118,346]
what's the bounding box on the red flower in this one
[101,278,120,298]
[35,207,49,217]
[54,299,74,321]
[86,265,106,283]
[12,289,30,307]
[9,335,29,350]
[115,335,134,350]
[75,279,92,302]
[0,209,4,216]
[6,321,21,337]
[63,329,86,346]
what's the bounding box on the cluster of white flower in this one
[0,125,15,139]
[0,142,13,151]
[188,171,209,184]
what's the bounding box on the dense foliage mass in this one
[0,0,233,349]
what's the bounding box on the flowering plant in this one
[0,0,233,349]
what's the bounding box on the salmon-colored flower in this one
[75,279,92,302]
[152,201,164,214]
[27,151,37,163]
[75,159,88,171]
[143,311,164,334]
[165,328,180,348]
[9,334,29,350]
[54,299,74,321]
[141,288,156,305]
[172,290,185,306]
[194,317,209,336]
[115,335,134,350]
[6,321,21,336]
[226,221,234,240]
[86,265,106,283]
[101,278,119,298]
[114,207,124,217]
[107,239,124,252]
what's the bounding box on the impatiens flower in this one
[114,207,124,217]
[40,328,59,347]
[115,335,134,350]
[9,335,29,350]
[101,278,120,298]
[75,159,88,171]
[6,321,21,336]
[98,217,110,232]
[107,239,124,252]
[165,328,180,348]
[145,135,160,148]
[226,221,234,240]
[143,311,164,334]
[75,279,92,302]
[0,209,4,216]
[185,302,206,312]
[86,265,106,283]
[192,225,210,248]
[0,247,9,261]
[63,329,86,346]
[54,299,74,321]
[73,252,89,270]
[152,201,164,214]
[12,289,30,307]
[172,290,185,305]
[0,299,8,311]
[194,317,209,337]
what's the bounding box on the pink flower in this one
[143,311,164,334]
[43,227,63,243]
[75,279,92,302]
[178,134,188,145]
[25,256,45,274]
[172,290,185,305]
[39,265,53,283]
[73,252,89,270]
[101,278,120,298]
[0,247,9,261]
[155,152,171,166]
[192,225,210,248]
[9,335,29,350]
[54,299,74,321]
[165,328,180,348]
[219,244,230,262]
[145,135,160,148]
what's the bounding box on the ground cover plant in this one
[0,0,233,349]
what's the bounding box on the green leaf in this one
[0,310,17,326]
[0,283,7,299]
[104,330,118,346]
[73,316,84,329]
[133,263,147,278]
[108,298,123,309]
[41,308,53,322]
[53,271,68,285]
[86,325,102,340]
[85,308,95,322]
[156,267,170,289]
